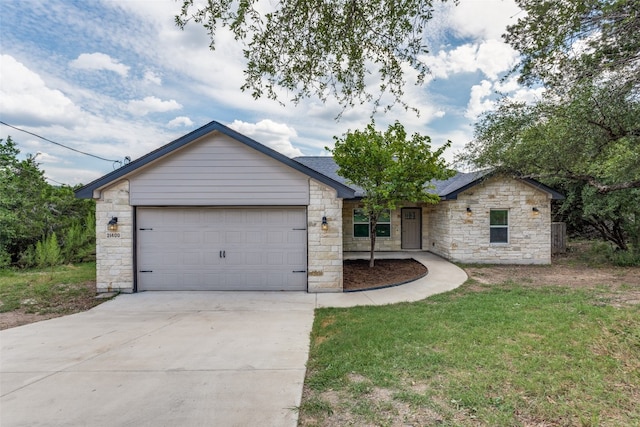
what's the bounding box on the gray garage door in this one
[136,207,307,291]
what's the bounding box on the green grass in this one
[0,262,97,314]
[300,283,640,426]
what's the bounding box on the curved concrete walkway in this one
[0,252,466,427]
[317,251,468,308]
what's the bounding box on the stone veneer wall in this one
[437,176,552,264]
[343,201,432,251]
[95,180,134,292]
[307,179,343,292]
[426,202,452,258]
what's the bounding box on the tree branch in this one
[516,171,640,194]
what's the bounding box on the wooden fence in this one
[551,222,567,254]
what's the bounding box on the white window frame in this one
[489,209,509,244]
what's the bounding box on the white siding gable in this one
[129,132,309,206]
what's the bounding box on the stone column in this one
[95,180,134,292]
[307,180,343,292]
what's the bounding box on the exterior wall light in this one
[108,217,118,231]
[532,207,539,213]
[466,207,472,216]
[321,216,328,231]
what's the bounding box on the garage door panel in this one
[204,231,221,244]
[288,252,306,265]
[137,207,307,291]
[183,231,201,244]
[288,231,306,244]
[182,210,202,223]
[244,252,263,265]
[246,233,263,244]
[183,253,201,266]
[227,231,245,244]
[266,231,283,243]
[267,252,283,265]
[161,252,180,265]
[203,251,221,264]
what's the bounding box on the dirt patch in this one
[343,259,428,291]
[464,257,640,307]
[299,384,446,427]
[0,281,103,330]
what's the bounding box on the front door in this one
[401,208,421,249]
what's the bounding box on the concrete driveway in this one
[0,292,317,427]
[1,252,466,427]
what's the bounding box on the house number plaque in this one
[106,232,121,238]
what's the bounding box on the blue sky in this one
[1,0,542,186]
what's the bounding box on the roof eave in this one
[440,174,565,200]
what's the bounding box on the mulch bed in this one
[343,258,428,291]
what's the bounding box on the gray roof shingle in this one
[293,156,563,200]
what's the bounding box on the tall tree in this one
[176,0,454,114]
[506,0,640,91]
[0,137,50,264]
[461,80,640,193]
[331,121,453,266]
[0,137,95,267]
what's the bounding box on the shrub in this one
[578,240,640,267]
[61,213,95,263]
[16,246,35,269]
[610,248,640,267]
[0,249,11,269]
[35,233,61,268]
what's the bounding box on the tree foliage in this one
[331,121,453,266]
[506,0,640,91]
[0,137,96,267]
[176,0,453,114]
[462,80,640,193]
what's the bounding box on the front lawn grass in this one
[300,282,640,426]
[0,262,97,314]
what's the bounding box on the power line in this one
[0,120,122,165]
[45,176,68,186]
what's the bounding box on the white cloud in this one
[69,52,130,77]
[424,40,519,81]
[168,116,194,128]
[227,119,303,157]
[466,80,495,120]
[431,127,475,165]
[447,0,522,41]
[426,44,478,79]
[143,70,162,85]
[464,79,546,120]
[475,40,520,80]
[127,96,182,116]
[0,55,85,126]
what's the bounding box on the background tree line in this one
[1,137,95,268]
